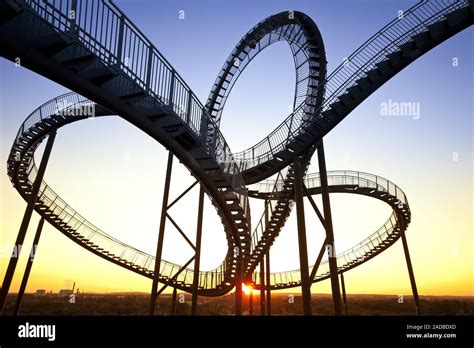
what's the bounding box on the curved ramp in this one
[1,0,472,295]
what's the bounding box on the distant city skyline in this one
[0,0,472,298]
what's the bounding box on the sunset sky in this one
[0,0,472,298]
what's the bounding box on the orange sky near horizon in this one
[0,0,473,300]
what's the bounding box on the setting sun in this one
[242,283,259,296]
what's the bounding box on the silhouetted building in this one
[58,289,73,298]
[35,290,46,297]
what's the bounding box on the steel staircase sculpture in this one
[1,0,472,297]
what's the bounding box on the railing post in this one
[0,131,57,313]
[68,0,78,34]
[168,70,176,107]
[145,45,154,91]
[186,92,193,126]
[199,108,207,145]
[116,14,125,66]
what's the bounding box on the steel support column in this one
[265,251,271,316]
[264,200,271,316]
[191,186,204,315]
[235,256,243,316]
[259,260,265,316]
[249,287,253,316]
[294,156,312,315]
[401,230,421,315]
[13,218,45,315]
[171,287,177,315]
[340,272,348,315]
[149,151,173,315]
[0,131,57,313]
[317,140,343,316]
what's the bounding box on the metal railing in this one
[251,170,410,287]
[207,14,316,125]
[256,170,408,205]
[248,170,289,256]
[11,93,232,291]
[253,211,400,287]
[11,0,455,290]
[23,0,250,226]
[234,0,469,171]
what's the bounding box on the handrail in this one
[10,93,230,290]
[248,170,288,255]
[250,170,410,286]
[233,0,469,170]
[255,170,408,205]
[254,212,401,287]
[8,0,467,291]
[23,0,249,222]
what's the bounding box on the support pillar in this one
[191,186,204,315]
[149,151,173,315]
[235,256,243,316]
[265,251,271,316]
[264,200,271,316]
[249,287,253,316]
[317,140,343,316]
[13,218,45,315]
[401,230,421,315]
[259,260,265,316]
[0,131,57,313]
[171,287,177,315]
[340,272,348,315]
[293,156,312,315]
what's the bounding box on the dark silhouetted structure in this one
[0,0,472,316]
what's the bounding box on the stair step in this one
[119,90,147,104]
[386,50,403,66]
[356,76,372,90]
[30,33,71,56]
[399,40,416,58]
[366,68,382,83]
[198,157,220,171]
[446,7,471,28]
[328,101,345,115]
[82,66,118,86]
[375,59,392,74]
[428,20,448,41]
[338,92,355,108]
[147,112,168,122]
[411,31,431,50]
[347,85,364,99]
[60,52,96,71]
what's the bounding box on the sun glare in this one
[242,283,259,295]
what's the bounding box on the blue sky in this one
[0,0,472,295]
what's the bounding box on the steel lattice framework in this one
[0,0,472,316]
